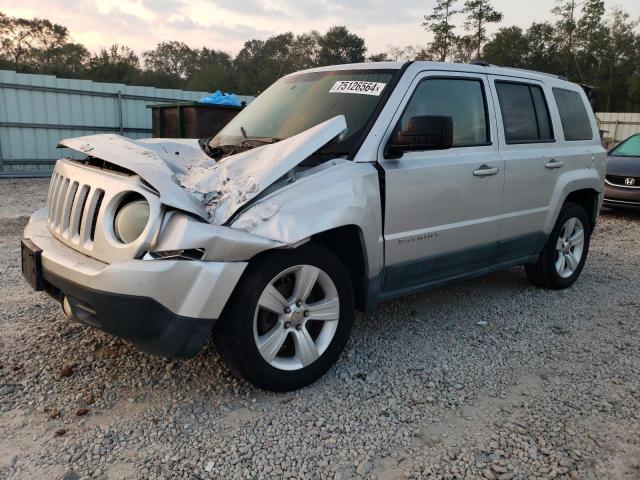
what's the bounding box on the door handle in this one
[473,165,499,177]
[545,159,564,169]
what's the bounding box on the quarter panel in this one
[544,169,604,233]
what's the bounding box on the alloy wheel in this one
[555,217,585,278]
[253,265,340,371]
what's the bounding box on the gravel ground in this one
[1,178,639,480]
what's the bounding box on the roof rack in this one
[499,66,568,81]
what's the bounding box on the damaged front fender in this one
[230,160,384,277]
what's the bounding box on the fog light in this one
[114,199,150,243]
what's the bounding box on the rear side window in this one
[495,82,554,143]
[398,78,490,147]
[552,88,593,141]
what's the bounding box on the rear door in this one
[378,71,504,295]
[489,77,599,266]
[489,76,564,265]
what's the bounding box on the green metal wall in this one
[0,70,251,176]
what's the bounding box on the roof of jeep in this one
[297,61,574,87]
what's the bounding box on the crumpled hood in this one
[58,115,347,224]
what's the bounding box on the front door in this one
[378,72,504,295]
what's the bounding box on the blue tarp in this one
[199,90,242,107]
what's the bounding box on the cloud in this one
[140,0,185,11]
[213,0,289,18]
[167,16,273,45]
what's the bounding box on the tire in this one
[525,202,591,289]
[213,244,355,391]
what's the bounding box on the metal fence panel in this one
[0,70,252,176]
[596,112,640,148]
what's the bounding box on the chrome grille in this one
[47,159,163,264]
[606,175,639,187]
[47,172,104,248]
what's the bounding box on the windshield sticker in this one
[329,81,386,96]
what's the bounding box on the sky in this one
[3,0,640,56]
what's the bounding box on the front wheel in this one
[214,244,355,391]
[525,202,591,289]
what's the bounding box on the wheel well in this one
[309,225,368,311]
[564,189,600,231]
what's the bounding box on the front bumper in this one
[22,209,247,358]
[604,183,640,210]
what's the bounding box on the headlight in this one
[114,199,150,243]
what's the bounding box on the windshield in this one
[611,134,640,157]
[210,69,396,155]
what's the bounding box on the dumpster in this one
[148,102,244,138]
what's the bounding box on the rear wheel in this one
[525,202,591,289]
[214,244,354,391]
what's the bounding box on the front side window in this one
[396,78,490,148]
[495,82,554,144]
[552,88,593,141]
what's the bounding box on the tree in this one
[0,15,42,69]
[574,0,607,84]
[462,0,503,58]
[367,52,389,62]
[317,26,366,66]
[628,37,640,111]
[185,48,236,92]
[422,0,459,62]
[451,35,476,63]
[482,26,528,68]
[524,22,562,74]
[601,8,638,110]
[135,69,184,89]
[234,33,298,95]
[0,13,88,75]
[1,7,639,111]
[552,0,579,78]
[42,43,89,77]
[385,45,431,61]
[86,45,140,84]
[260,33,298,77]
[289,32,321,70]
[143,41,198,80]
[386,45,408,61]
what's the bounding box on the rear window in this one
[552,88,593,141]
[495,82,553,144]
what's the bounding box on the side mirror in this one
[385,116,453,159]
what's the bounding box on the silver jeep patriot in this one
[21,61,606,391]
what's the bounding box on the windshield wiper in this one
[240,126,281,146]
